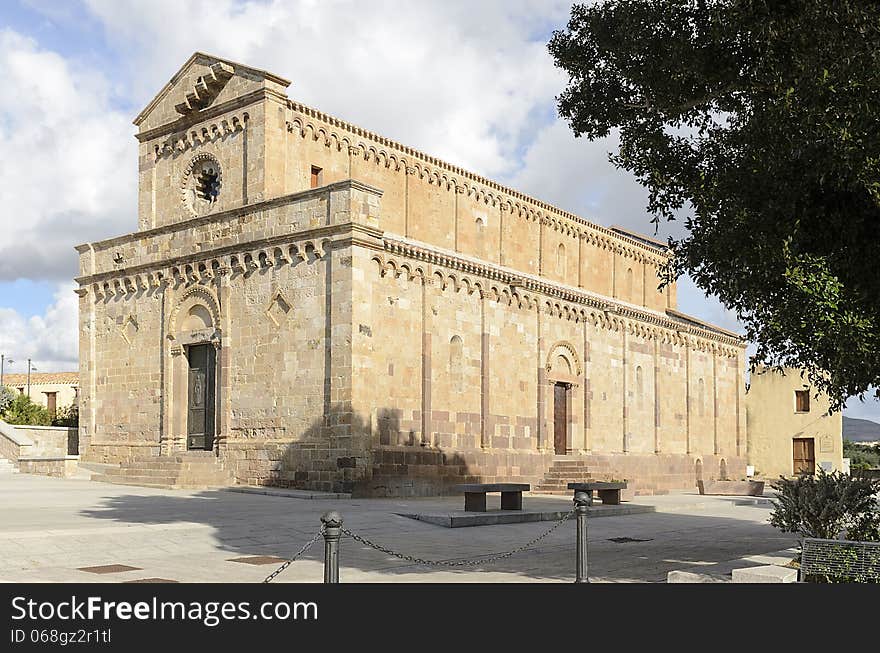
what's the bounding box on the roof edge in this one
[133,51,291,127]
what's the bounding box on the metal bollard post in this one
[574,490,591,583]
[321,511,342,584]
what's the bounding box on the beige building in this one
[75,53,747,496]
[746,366,843,478]
[3,372,79,418]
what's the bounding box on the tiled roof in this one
[2,372,78,386]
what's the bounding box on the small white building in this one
[2,372,79,418]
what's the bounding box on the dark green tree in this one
[549,0,880,409]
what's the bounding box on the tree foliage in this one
[0,385,14,415]
[843,439,880,470]
[52,403,79,428]
[1,394,52,426]
[549,1,880,409]
[769,469,880,541]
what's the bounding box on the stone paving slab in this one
[0,474,799,583]
[225,486,352,500]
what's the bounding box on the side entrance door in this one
[792,438,815,475]
[187,343,216,451]
[554,383,568,455]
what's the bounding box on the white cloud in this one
[0,29,136,283]
[0,282,79,372]
[82,0,572,178]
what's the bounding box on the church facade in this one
[76,53,746,496]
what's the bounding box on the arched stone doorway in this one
[165,286,222,453]
[545,342,582,455]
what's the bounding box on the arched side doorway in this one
[545,343,582,455]
[166,286,222,453]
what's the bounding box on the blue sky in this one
[0,0,877,422]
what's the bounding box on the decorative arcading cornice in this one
[77,233,335,303]
[285,100,669,264]
[378,235,743,353]
[153,112,248,160]
[135,88,283,143]
[74,179,380,253]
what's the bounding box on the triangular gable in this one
[134,52,291,130]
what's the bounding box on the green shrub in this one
[769,469,880,542]
[0,385,14,415]
[1,394,52,426]
[52,403,79,428]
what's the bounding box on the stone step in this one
[92,453,234,489]
[102,467,232,480]
[92,474,178,487]
[91,474,233,489]
[109,463,229,474]
[0,461,18,474]
[536,457,596,494]
[100,467,230,478]
[115,459,228,468]
[129,452,217,463]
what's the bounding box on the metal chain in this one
[339,508,576,568]
[263,527,325,583]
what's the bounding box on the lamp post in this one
[27,359,37,398]
[0,355,12,387]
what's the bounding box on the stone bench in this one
[452,483,531,512]
[567,481,627,505]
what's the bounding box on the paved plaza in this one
[0,473,798,583]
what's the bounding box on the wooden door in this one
[187,344,216,450]
[793,438,815,475]
[554,383,568,455]
[45,392,57,418]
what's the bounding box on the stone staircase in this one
[533,456,595,494]
[0,457,18,475]
[90,451,234,489]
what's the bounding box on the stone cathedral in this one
[75,53,746,496]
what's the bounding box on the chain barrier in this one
[338,507,576,568]
[263,526,325,583]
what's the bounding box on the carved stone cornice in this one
[285,98,670,258]
[378,235,743,350]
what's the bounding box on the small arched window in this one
[625,267,634,301]
[556,243,566,275]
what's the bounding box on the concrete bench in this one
[452,483,530,512]
[567,481,627,505]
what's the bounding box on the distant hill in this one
[843,416,880,442]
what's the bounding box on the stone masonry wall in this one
[77,54,747,497]
[351,238,745,497]
[78,182,381,494]
[283,101,675,313]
